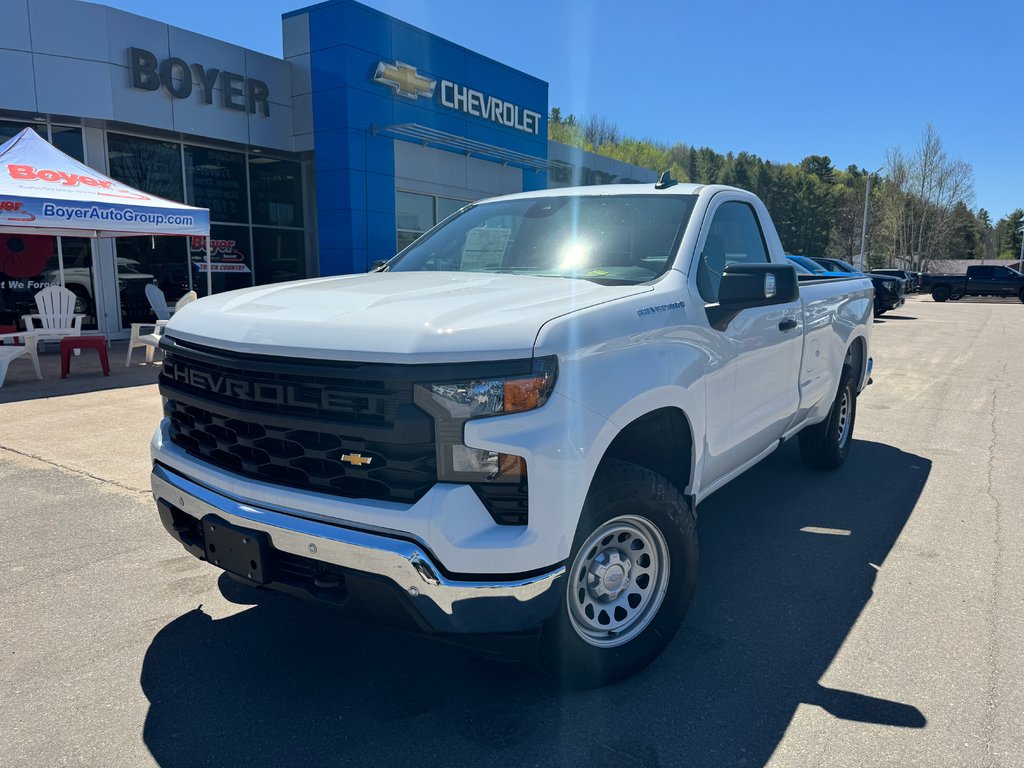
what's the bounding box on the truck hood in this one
[166,272,652,362]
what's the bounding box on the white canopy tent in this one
[0,128,212,299]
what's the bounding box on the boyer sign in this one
[128,47,271,116]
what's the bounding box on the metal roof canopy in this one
[372,123,569,174]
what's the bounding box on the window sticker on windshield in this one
[462,227,511,270]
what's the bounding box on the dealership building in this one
[0,0,655,337]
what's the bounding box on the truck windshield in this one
[386,194,698,285]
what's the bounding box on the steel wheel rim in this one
[566,514,670,648]
[837,387,851,448]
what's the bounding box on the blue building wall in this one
[285,0,549,275]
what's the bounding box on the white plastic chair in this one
[145,283,172,321]
[22,286,84,350]
[0,332,41,388]
[126,290,198,366]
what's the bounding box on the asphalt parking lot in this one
[1,294,1022,768]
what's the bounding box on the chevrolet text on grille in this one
[165,361,367,412]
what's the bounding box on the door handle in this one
[778,318,798,332]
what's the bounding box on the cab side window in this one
[696,201,769,302]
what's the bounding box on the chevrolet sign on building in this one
[373,60,541,135]
[373,61,436,100]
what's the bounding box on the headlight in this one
[414,356,557,483]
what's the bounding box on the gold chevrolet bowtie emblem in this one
[340,453,373,467]
[373,60,436,99]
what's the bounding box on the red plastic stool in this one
[60,336,110,378]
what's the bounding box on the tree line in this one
[549,110,1022,271]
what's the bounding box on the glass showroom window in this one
[0,121,84,162]
[49,125,84,162]
[396,192,468,254]
[186,146,255,293]
[190,225,253,295]
[249,156,306,283]
[112,236,188,327]
[108,133,184,202]
[250,156,303,228]
[108,133,188,328]
[186,146,249,224]
[0,235,95,331]
[252,228,306,287]
[0,121,44,147]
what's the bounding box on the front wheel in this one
[538,461,698,687]
[1018,288,1024,304]
[799,365,857,469]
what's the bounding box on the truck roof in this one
[480,181,718,203]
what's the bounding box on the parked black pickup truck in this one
[920,264,1024,302]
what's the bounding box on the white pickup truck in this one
[151,180,873,686]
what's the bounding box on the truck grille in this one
[158,338,532,524]
[159,340,437,504]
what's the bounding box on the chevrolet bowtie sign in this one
[372,60,541,135]
[373,61,436,99]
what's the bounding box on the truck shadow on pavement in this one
[141,439,928,768]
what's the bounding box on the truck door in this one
[695,198,803,487]
[992,266,1020,296]
[966,265,995,294]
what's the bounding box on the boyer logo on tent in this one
[6,164,150,200]
[0,200,35,223]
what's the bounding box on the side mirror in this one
[706,263,799,330]
[369,259,388,272]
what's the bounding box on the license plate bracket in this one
[202,516,269,585]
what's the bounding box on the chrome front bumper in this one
[151,464,565,634]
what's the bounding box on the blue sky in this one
[98,0,1023,220]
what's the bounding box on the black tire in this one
[932,286,950,302]
[1018,288,1024,304]
[799,364,857,469]
[538,461,698,688]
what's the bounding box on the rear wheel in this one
[932,286,950,302]
[1018,288,1024,304]
[799,365,857,469]
[538,461,698,687]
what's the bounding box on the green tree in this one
[998,209,1024,259]
[976,208,995,258]
[693,147,723,184]
[799,155,836,185]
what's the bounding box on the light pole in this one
[859,166,884,270]
[1018,224,1023,273]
